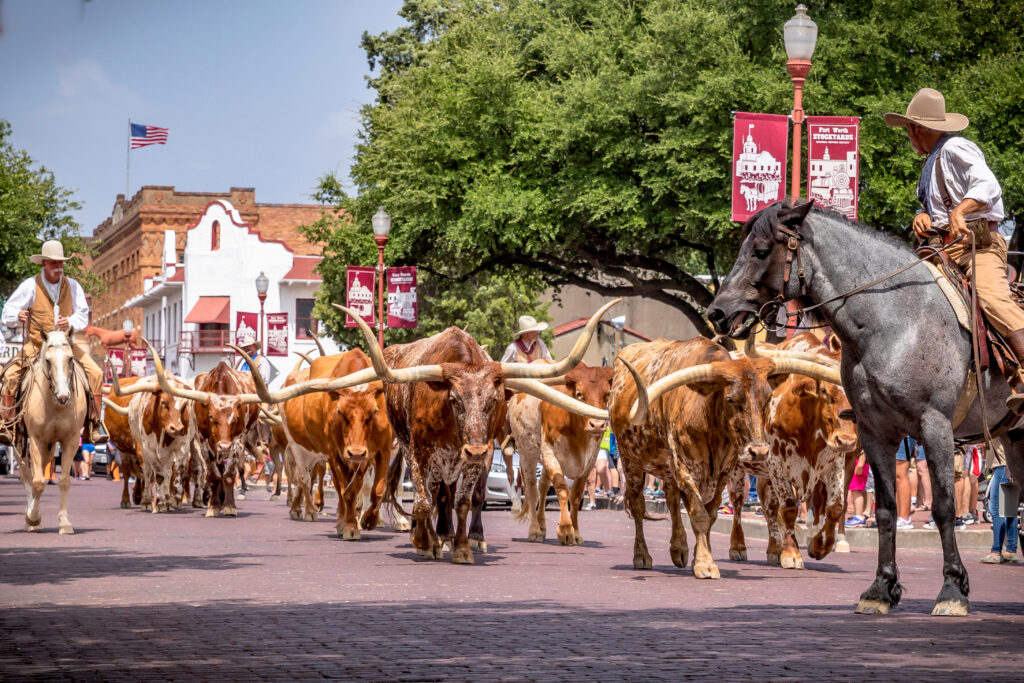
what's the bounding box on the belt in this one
[937,219,998,245]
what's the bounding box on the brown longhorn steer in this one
[102,381,144,509]
[609,337,840,579]
[727,333,859,568]
[510,363,613,545]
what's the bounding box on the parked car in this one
[90,442,112,477]
[483,448,557,509]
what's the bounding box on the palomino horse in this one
[18,330,89,533]
[707,200,1024,617]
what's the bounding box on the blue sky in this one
[0,0,405,235]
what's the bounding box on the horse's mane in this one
[746,201,915,257]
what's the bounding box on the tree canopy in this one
[314,0,1024,339]
[0,120,98,300]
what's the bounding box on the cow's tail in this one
[383,450,412,519]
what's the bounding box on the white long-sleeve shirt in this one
[925,137,1004,228]
[1,274,90,331]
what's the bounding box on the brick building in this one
[90,186,327,331]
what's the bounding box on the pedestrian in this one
[847,453,871,527]
[982,436,1019,564]
[235,334,271,384]
[895,437,918,529]
[593,428,619,498]
[914,453,932,512]
[500,315,552,363]
[80,443,95,480]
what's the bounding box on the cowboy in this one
[884,88,1024,412]
[0,240,108,445]
[234,333,271,384]
[500,315,552,363]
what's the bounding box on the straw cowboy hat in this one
[238,333,258,348]
[513,315,548,339]
[883,88,969,132]
[29,240,71,265]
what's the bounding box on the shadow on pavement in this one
[1,599,1021,681]
[0,549,261,585]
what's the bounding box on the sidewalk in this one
[587,495,996,551]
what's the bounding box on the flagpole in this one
[126,118,131,199]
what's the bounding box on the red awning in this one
[184,296,230,324]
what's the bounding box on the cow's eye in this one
[754,247,771,260]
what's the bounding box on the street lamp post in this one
[255,271,269,354]
[784,4,818,201]
[371,206,392,349]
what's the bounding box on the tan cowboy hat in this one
[238,333,258,348]
[29,240,71,265]
[513,315,548,338]
[883,88,969,132]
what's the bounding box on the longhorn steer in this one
[103,380,144,509]
[726,333,860,568]
[609,337,841,578]
[510,362,613,545]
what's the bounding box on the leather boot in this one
[1006,329,1024,414]
[87,394,109,445]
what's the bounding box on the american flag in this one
[130,123,168,149]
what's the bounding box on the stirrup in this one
[88,420,110,446]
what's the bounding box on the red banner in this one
[345,266,376,328]
[807,116,859,220]
[386,266,418,329]
[129,348,148,377]
[106,348,126,382]
[266,313,288,357]
[732,112,789,222]
[235,312,258,346]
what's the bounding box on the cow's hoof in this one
[834,538,851,553]
[452,547,475,565]
[237,493,246,501]
[426,543,444,560]
[340,527,361,541]
[854,599,891,615]
[289,509,301,520]
[729,549,747,561]
[120,501,131,510]
[360,513,379,530]
[527,531,545,543]
[468,538,487,552]
[306,511,318,522]
[221,506,237,517]
[573,532,584,546]
[393,518,411,532]
[932,600,969,617]
[58,523,75,535]
[766,552,781,566]
[192,500,203,509]
[671,548,688,568]
[692,561,720,579]
[633,553,653,570]
[441,540,452,553]
[557,525,576,546]
[269,494,280,502]
[781,554,804,570]
[141,503,152,512]
[205,507,221,518]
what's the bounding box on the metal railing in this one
[180,329,235,352]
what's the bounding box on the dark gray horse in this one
[707,200,1024,617]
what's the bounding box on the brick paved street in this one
[1,476,1022,681]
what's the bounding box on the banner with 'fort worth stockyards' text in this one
[386,266,418,329]
[266,313,288,357]
[806,116,860,221]
[731,112,789,222]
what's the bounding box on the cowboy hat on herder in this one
[883,88,969,132]
[513,315,548,339]
[29,240,71,265]
[238,333,258,348]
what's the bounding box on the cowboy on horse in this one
[0,240,108,446]
[884,88,1024,413]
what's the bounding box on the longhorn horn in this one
[145,337,210,405]
[501,299,622,379]
[312,336,327,356]
[231,343,379,404]
[102,397,130,416]
[332,304,445,383]
[743,334,840,369]
[107,357,159,396]
[259,407,283,425]
[626,362,720,424]
[294,350,317,367]
[616,356,650,425]
[768,357,843,386]
[504,378,609,421]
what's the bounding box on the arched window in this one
[211,221,220,251]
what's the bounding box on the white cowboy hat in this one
[29,240,71,265]
[513,315,548,338]
[238,333,258,347]
[883,88,969,132]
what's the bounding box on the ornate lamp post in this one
[784,4,818,201]
[371,206,392,348]
[255,271,269,354]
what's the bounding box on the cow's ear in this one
[777,199,814,232]
[504,388,515,402]
[564,378,577,395]
[688,380,723,396]
[427,381,448,393]
[792,378,819,398]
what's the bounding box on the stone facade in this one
[89,186,326,330]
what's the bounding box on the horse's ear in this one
[777,199,815,230]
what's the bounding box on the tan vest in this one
[27,273,74,350]
[513,339,545,363]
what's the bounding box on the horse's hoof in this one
[452,547,475,565]
[931,600,969,617]
[269,494,280,501]
[25,522,41,532]
[237,493,246,501]
[729,549,747,561]
[855,599,891,615]
[834,539,851,553]
[693,562,721,579]
[221,507,237,517]
[393,519,411,532]
[58,524,75,535]
[468,538,487,552]
[341,527,361,541]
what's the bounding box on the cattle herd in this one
[27,298,866,591]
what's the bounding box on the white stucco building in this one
[124,200,340,388]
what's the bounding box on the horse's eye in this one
[754,248,770,260]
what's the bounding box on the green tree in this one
[327,0,1024,337]
[0,120,100,299]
